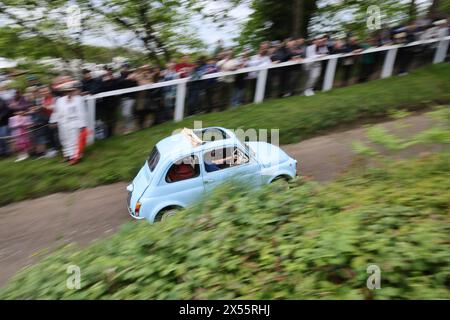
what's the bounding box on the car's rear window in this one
[147,147,160,172]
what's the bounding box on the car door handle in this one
[205,179,215,184]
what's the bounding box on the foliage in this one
[313,0,410,39]
[304,0,449,41]
[238,0,318,49]
[440,0,450,14]
[0,62,449,206]
[77,0,209,64]
[1,152,449,299]
[0,0,213,64]
[0,0,81,54]
[0,26,148,64]
[353,106,450,156]
[430,0,450,17]
[388,109,412,120]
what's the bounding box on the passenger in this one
[168,162,196,182]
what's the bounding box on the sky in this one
[194,1,253,46]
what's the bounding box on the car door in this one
[202,145,261,193]
[151,153,205,207]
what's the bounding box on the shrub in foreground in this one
[1,152,449,299]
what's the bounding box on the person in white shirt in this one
[246,49,273,101]
[247,49,273,79]
[303,37,325,96]
[216,50,239,109]
[49,82,87,162]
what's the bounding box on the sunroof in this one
[194,128,229,142]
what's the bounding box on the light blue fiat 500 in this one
[127,127,297,222]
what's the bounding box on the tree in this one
[409,0,417,21]
[238,0,317,49]
[0,0,224,65]
[0,26,147,64]
[427,0,441,18]
[78,0,247,65]
[292,0,305,38]
[427,0,450,17]
[0,0,82,58]
[308,0,413,40]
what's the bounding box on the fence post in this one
[86,97,96,145]
[254,68,268,104]
[322,57,338,91]
[174,81,187,122]
[381,48,398,79]
[433,39,449,64]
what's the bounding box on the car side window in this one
[166,155,200,183]
[204,147,249,173]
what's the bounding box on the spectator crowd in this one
[0,17,449,163]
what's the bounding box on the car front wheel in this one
[270,176,291,190]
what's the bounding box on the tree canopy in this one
[0,0,449,63]
[237,0,450,49]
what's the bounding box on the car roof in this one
[155,127,240,161]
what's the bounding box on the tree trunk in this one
[292,0,304,38]
[302,0,317,40]
[427,0,441,19]
[409,0,417,22]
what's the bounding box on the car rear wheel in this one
[156,208,180,222]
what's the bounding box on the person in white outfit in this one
[303,37,325,96]
[49,82,87,162]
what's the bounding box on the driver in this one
[204,148,238,172]
[204,152,221,172]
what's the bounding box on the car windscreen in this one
[147,147,160,172]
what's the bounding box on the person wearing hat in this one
[49,81,87,164]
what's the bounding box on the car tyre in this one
[156,208,180,222]
[271,176,291,190]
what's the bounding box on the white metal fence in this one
[85,36,450,144]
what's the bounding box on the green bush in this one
[1,63,450,206]
[1,152,448,299]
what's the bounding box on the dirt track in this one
[0,113,442,287]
